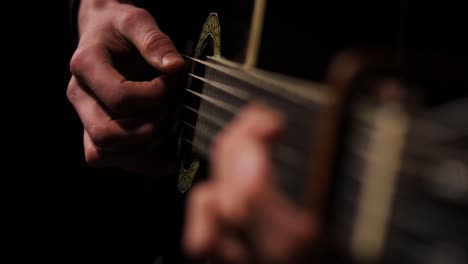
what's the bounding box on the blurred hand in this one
[67,0,184,175]
[183,104,318,264]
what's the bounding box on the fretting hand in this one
[183,104,318,264]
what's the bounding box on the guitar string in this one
[182,138,210,157]
[183,83,315,132]
[181,108,309,161]
[184,69,317,129]
[181,103,310,161]
[188,73,251,100]
[184,55,328,107]
[181,78,313,165]
[180,135,306,172]
[184,54,328,111]
[185,87,238,114]
[182,82,315,157]
[179,57,316,171]
[184,60,468,158]
[183,104,225,128]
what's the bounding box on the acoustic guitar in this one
[151,1,468,263]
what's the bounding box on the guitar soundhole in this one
[182,36,214,166]
[177,33,216,193]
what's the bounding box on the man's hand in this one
[67,0,184,175]
[183,104,318,264]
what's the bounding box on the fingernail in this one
[162,53,183,67]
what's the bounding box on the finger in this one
[211,103,284,181]
[114,6,184,73]
[67,77,158,148]
[212,139,270,226]
[252,192,318,263]
[210,104,285,224]
[211,103,284,180]
[214,234,250,264]
[183,183,219,258]
[70,46,167,114]
[208,103,317,263]
[232,103,285,139]
[82,130,173,176]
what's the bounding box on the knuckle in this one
[119,7,149,30]
[142,30,171,54]
[69,46,96,77]
[109,81,164,114]
[87,125,113,148]
[89,121,156,148]
[66,79,78,102]
[69,49,87,76]
[106,90,129,114]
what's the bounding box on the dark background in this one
[10,1,466,263]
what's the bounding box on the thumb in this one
[116,7,185,73]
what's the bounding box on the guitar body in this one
[144,1,468,263]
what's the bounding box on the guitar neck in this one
[173,2,468,263]
[181,55,333,205]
